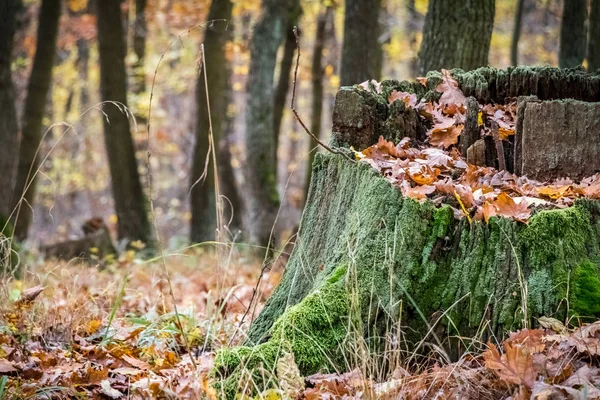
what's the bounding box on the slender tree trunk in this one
[559,0,588,68]
[588,0,600,72]
[304,6,332,200]
[190,0,239,243]
[273,26,297,163]
[340,0,382,86]
[95,0,151,243]
[12,0,61,241]
[132,0,147,94]
[272,0,301,164]
[418,0,495,75]
[0,0,22,219]
[511,0,525,66]
[244,0,291,247]
[405,0,419,77]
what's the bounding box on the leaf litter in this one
[356,70,600,223]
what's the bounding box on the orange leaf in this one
[429,124,463,148]
[482,201,497,223]
[493,192,531,222]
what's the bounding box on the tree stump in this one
[212,67,600,398]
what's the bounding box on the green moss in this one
[570,259,600,318]
[213,264,351,399]
[521,205,594,316]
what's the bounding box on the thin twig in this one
[291,26,354,162]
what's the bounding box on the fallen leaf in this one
[0,359,17,374]
[100,379,123,399]
[429,124,463,148]
[436,69,467,106]
[483,342,536,389]
[493,192,531,222]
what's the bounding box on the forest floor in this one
[2,250,600,399]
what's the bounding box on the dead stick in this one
[291,26,354,162]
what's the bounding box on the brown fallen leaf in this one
[16,285,45,305]
[0,359,18,374]
[493,192,531,222]
[483,341,536,389]
[121,354,152,370]
[436,69,467,106]
[429,124,463,148]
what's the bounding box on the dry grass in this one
[0,248,281,398]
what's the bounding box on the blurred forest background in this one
[0,0,591,253]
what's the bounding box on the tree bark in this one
[12,0,61,241]
[244,0,291,247]
[190,0,242,243]
[0,0,22,219]
[273,17,299,164]
[340,0,382,86]
[95,0,151,243]
[405,0,419,77]
[510,0,525,66]
[132,0,147,94]
[588,0,600,72]
[559,0,588,69]
[304,6,332,201]
[418,0,495,75]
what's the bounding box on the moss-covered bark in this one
[213,153,600,398]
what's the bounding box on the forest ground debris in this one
[357,135,600,223]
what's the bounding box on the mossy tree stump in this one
[212,67,600,398]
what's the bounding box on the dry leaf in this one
[483,342,536,389]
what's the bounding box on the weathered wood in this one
[459,97,480,157]
[331,87,423,150]
[518,100,600,181]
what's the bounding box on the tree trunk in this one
[559,0,588,69]
[511,0,525,66]
[190,0,239,243]
[273,0,302,163]
[132,0,147,94]
[405,0,419,77]
[589,0,600,72]
[304,6,332,201]
[95,0,151,244]
[244,0,292,247]
[273,29,295,161]
[12,0,61,241]
[0,0,22,219]
[213,67,600,399]
[418,0,495,75]
[340,0,382,86]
